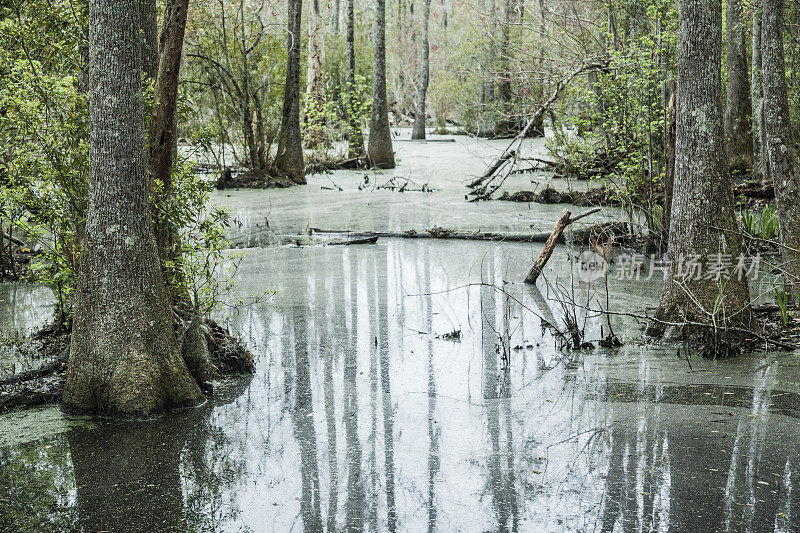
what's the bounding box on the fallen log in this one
[0,349,69,386]
[0,385,62,411]
[308,219,626,246]
[734,180,774,199]
[524,208,601,285]
[2,231,26,248]
[328,235,380,246]
[397,139,457,143]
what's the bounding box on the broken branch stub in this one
[524,207,602,285]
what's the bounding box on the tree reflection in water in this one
[4,241,800,531]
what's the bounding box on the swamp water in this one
[2,132,800,532]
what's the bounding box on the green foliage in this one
[740,204,780,241]
[773,283,792,327]
[760,203,780,241]
[741,207,759,237]
[0,2,88,320]
[183,0,286,170]
[302,74,372,154]
[0,1,236,324]
[152,157,235,315]
[546,0,677,247]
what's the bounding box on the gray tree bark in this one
[148,0,189,264]
[724,0,754,172]
[762,0,800,295]
[367,0,396,168]
[345,0,364,159]
[751,5,771,183]
[333,0,341,35]
[62,0,203,416]
[275,0,306,184]
[654,0,751,336]
[411,0,432,140]
[139,0,159,81]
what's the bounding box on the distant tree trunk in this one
[751,5,771,183]
[498,0,514,105]
[140,0,158,81]
[367,0,396,168]
[332,0,341,35]
[477,0,497,137]
[762,0,800,296]
[345,0,364,159]
[724,0,754,172]
[275,0,306,184]
[253,90,269,170]
[411,0,432,140]
[148,0,189,265]
[304,0,325,147]
[653,0,751,337]
[62,0,203,416]
[236,0,260,173]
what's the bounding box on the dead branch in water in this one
[0,349,69,386]
[524,208,601,284]
[467,60,608,200]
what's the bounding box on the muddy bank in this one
[0,318,255,412]
[499,185,622,207]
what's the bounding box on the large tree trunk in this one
[653,0,751,337]
[139,0,158,81]
[148,0,189,266]
[751,5,771,183]
[367,0,396,168]
[411,0,432,140]
[275,0,306,184]
[62,0,203,416]
[724,0,754,172]
[344,0,364,159]
[762,0,800,296]
[663,85,676,249]
[304,0,325,148]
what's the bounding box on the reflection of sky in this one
[197,239,800,532]
[0,284,54,336]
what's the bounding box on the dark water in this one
[2,239,800,532]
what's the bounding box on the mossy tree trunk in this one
[751,5,771,184]
[62,0,203,416]
[367,0,396,168]
[762,0,800,296]
[653,0,752,337]
[724,0,753,172]
[275,0,306,184]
